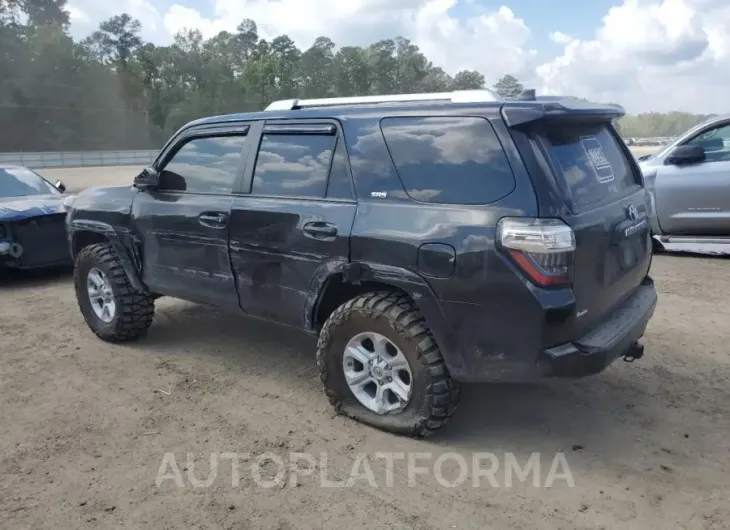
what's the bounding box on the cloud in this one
[68,0,167,44]
[411,2,537,81]
[537,0,730,113]
[549,31,572,45]
[65,0,730,113]
[158,0,539,85]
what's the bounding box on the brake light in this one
[497,218,575,287]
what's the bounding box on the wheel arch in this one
[307,261,464,375]
[69,220,148,293]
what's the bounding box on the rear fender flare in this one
[70,219,148,293]
[309,261,467,376]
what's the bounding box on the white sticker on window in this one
[580,135,614,183]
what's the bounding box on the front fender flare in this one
[70,219,148,294]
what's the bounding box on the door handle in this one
[199,212,228,228]
[302,221,337,239]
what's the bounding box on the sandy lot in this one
[41,166,144,193]
[1,164,728,529]
[629,145,662,157]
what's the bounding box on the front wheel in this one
[73,242,155,342]
[316,291,460,437]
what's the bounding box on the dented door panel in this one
[229,197,356,327]
[131,192,239,308]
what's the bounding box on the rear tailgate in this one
[533,119,652,336]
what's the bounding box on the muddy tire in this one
[73,242,154,342]
[316,291,460,437]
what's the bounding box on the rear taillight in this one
[497,218,575,287]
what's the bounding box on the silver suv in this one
[638,115,730,248]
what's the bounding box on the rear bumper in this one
[538,279,657,378]
[437,277,657,383]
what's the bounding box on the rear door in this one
[654,120,730,235]
[229,120,356,328]
[534,120,652,335]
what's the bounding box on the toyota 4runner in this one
[65,89,658,437]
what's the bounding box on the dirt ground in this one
[41,166,144,193]
[1,165,728,530]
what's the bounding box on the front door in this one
[655,121,730,235]
[131,125,253,308]
[229,120,357,328]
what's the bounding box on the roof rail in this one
[264,89,500,111]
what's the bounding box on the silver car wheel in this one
[87,267,116,323]
[342,331,413,414]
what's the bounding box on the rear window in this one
[542,123,638,210]
[380,116,516,205]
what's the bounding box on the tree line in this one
[0,0,716,152]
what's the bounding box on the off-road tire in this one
[74,242,155,342]
[316,291,460,437]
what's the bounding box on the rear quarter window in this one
[542,123,639,211]
[380,116,516,205]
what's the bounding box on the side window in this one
[326,138,354,199]
[251,133,335,197]
[380,116,516,204]
[686,124,730,163]
[160,135,247,193]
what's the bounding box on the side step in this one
[659,236,730,245]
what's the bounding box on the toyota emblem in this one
[627,205,638,221]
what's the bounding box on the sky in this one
[65,0,730,114]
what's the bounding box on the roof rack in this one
[264,89,501,111]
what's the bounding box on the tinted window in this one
[161,135,247,193]
[0,167,59,198]
[252,134,335,197]
[686,123,730,163]
[543,123,638,211]
[326,138,353,199]
[380,117,515,204]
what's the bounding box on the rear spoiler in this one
[500,97,625,127]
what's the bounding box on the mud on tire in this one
[316,291,460,437]
[74,242,155,342]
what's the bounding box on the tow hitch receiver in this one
[623,341,645,363]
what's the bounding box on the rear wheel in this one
[74,242,155,342]
[316,291,460,437]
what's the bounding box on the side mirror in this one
[134,167,160,190]
[55,180,66,193]
[666,145,705,166]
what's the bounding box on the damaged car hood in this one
[0,195,66,222]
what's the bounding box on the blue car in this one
[0,165,73,270]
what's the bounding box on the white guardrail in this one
[0,150,159,169]
[0,141,665,169]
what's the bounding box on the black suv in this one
[65,89,657,437]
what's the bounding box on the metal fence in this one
[0,150,158,169]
